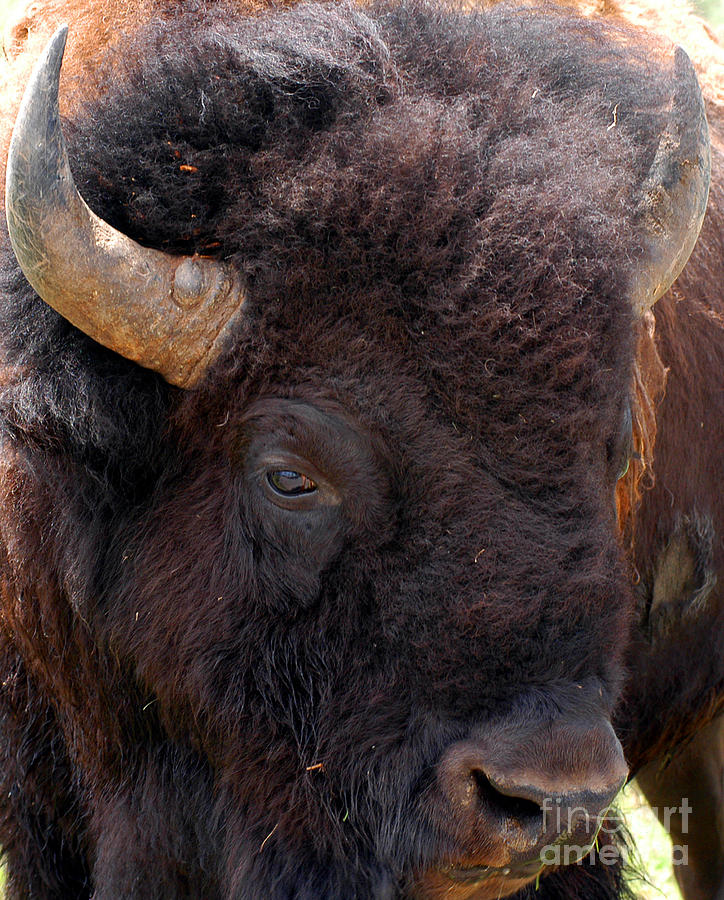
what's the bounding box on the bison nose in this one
[436,718,628,866]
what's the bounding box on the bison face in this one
[1,0,709,897]
[97,321,639,897]
[109,372,633,897]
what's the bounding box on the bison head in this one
[0,1,710,897]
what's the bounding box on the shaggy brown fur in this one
[0,1,721,899]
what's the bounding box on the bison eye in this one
[267,470,318,497]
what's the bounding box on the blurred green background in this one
[0,0,721,897]
[697,0,724,26]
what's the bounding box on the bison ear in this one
[4,26,246,388]
[630,47,710,315]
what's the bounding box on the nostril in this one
[471,769,543,824]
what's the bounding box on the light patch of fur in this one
[650,512,718,629]
[615,310,668,541]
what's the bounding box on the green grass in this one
[620,784,683,900]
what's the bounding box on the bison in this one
[0,0,721,898]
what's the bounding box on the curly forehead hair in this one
[0,0,682,469]
[68,0,666,262]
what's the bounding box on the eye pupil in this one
[268,470,317,496]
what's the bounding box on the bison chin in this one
[410,869,539,900]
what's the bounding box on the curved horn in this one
[630,47,711,315]
[5,26,245,388]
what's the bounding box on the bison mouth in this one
[409,822,611,899]
[408,805,611,898]
[443,859,545,883]
[410,859,546,899]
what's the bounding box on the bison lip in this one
[441,859,545,885]
[409,861,544,900]
[440,830,597,886]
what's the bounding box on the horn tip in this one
[9,23,70,153]
[5,22,73,309]
[39,24,69,79]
